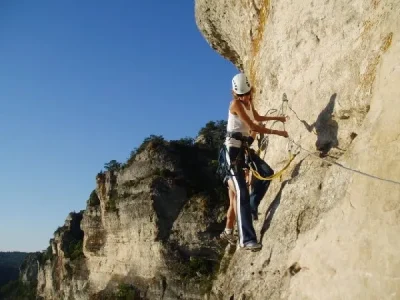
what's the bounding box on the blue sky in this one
[0,0,237,252]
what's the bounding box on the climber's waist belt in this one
[226,131,254,144]
[226,131,248,141]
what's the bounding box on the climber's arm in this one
[231,101,288,137]
[252,103,287,122]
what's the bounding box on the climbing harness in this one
[216,144,230,184]
[216,133,251,185]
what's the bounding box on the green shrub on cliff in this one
[65,239,83,261]
[115,283,139,299]
[87,189,100,206]
[38,246,53,264]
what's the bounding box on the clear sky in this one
[0,0,237,252]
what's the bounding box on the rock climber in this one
[223,73,288,251]
[220,129,256,245]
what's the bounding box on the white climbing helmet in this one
[232,73,251,95]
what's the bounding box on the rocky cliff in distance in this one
[196,0,400,299]
[31,125,230,300]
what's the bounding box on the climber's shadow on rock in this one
[260,180,289,241]
[301,93,339,157]
[259,158,308,240]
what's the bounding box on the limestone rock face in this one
[37,212,88,300]
[36,141,227,299]
[196,0,400,299]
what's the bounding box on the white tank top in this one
[225,102,255,148]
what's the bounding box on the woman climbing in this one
[220,130,256,245]
[223,73,288,251]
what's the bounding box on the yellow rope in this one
[249,95,298,181]
[249,152,296,181]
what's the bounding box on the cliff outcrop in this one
[35,134,229,299]
[195,0,400,299]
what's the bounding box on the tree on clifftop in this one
[104,160,121,172]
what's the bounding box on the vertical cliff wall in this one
[36,138,229,300]
[196,0,400,299]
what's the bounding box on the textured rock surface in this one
[196,0,400,299]
[36,141,227,299]
[37,211,88,300]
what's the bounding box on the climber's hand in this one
[271,130,288,138]
[277,116,287,123]
[280,130,289,138]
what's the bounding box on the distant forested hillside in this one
[0,252,29,287]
